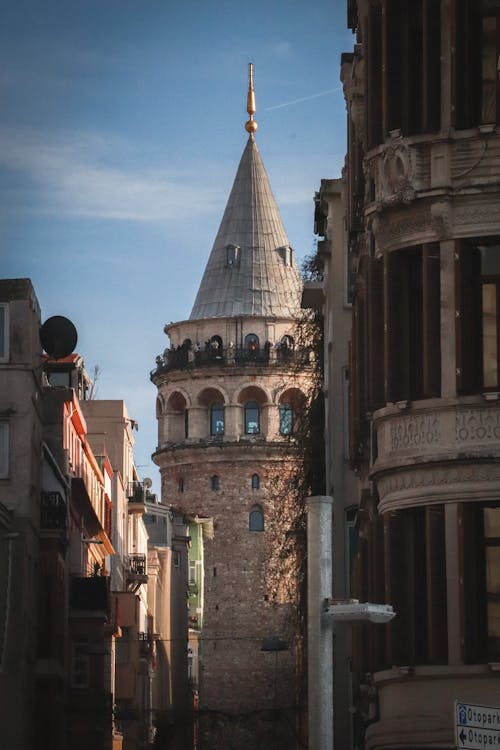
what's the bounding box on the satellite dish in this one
[143,477,153,489]
[40,316,78,359]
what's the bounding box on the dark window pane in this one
[245,401,260,434]
[279,404,293,435]
[249,508,264,532]
[211,403,225,435]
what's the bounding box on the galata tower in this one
[152,65,311,750]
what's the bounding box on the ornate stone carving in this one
[390,414,440,452]
[377,462,500,512]
[430,201,453,241]
[374,206,431,251]
[454,201,500,232]
[380,143,416,208]
[455,408,500,443]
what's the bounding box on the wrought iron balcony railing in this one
[138,631,153,657]
[40,491,67,530]
[127,553,147,576]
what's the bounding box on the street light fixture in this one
[323,598,395,624]
[81,535,104,545]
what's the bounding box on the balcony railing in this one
[151,344,312,377]
[127,481,155,505]
[40,491,67,530]
[138,631,153,657]
[127,554,147,576]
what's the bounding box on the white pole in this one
[306,495,334,750]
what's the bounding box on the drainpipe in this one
[306,495,333,750]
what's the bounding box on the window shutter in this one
[454,0,482,128]
[422,244,441,397]
[456,241,482,394]
[425,505,448,663]
[387,251,411,402]
[385,511,410,665]
[368,256,385,411]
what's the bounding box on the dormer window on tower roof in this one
[226,244,240,267]
[278,245,293,266]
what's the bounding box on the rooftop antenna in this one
[245,63,258,141]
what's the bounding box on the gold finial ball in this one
[245,118,258,135]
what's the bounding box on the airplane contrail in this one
[265,87,341,111]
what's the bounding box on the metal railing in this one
[127,554,147,576]
[151,345,312,376]
[40,491,67,530]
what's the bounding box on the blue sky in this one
[1,0,354,493]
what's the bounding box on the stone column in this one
[187,406,207,439]
[224,404,242,439]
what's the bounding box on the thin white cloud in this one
[0,128,226,223]
[265,87,341,111]
[268,41,293,59]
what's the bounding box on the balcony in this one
[126,482,153,513]
[364,128,500,253]
[40,491,67,531]
[69,576,110,618]
[138,631,153,658]
[372,396,500,512]
[151,345,312,378]
[126,554,148,593]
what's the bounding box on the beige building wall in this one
[0,279,44,750]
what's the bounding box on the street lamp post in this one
[306,495,395,750]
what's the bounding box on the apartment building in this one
[331,1,500,747]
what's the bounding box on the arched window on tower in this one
[244,333,259,355]
[210,403,225,436]
[251,473,260,490]
[279,404,294,435]
[211,475,220,491]
[249,506,264,532]
[244,401,260,434]
[209,335,223,358]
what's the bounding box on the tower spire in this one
[245,63,258,140]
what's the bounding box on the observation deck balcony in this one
[151,344,312,378]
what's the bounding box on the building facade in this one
[337,1,500,748]
[151,68,310,750]
[0,279,177,750]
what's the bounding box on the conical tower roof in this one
[190,68,303,321]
